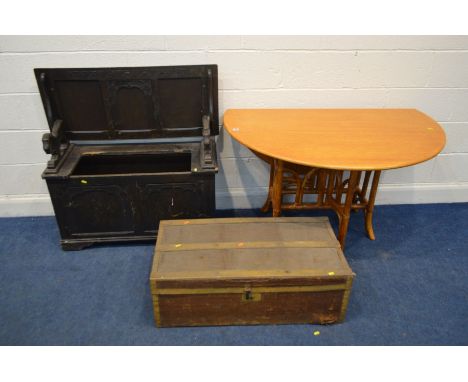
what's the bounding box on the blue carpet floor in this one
[0,203,467,345]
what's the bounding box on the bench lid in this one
[150,217,354,288]
[34,65,219,141]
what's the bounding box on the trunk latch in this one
[242,286,261,302]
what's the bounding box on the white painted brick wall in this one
[0,35,467,216]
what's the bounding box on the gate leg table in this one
[224,109,445,250]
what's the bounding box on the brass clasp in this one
[242,286,261,302]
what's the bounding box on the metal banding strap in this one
[339,276,355,322]
[154,269,352,279]
[157,240,340,252]
[155,284,348,295]
[160,217,330,225]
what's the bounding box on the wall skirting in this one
[0,194,54,217]
[216,183,468,209]
[1,183,467,217]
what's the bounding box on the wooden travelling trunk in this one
[35,65,219,250]
[150,217,355,327]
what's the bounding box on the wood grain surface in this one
[223,109,446,170]
[156,290,345,327]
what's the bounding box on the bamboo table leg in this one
[271,159,284,217]
[337,170,360,249]
[260,160,274,213]
[365,170,381,240]
[258,158,381,250]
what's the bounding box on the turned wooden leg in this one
[260,160,274,213]
[365,170,381,240]
[338,171,360,250]
[272,159,284,217]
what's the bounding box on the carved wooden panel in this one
[139,182,208,234]
[107,80,156,133]
[55,80,108,132]
[34,65,219,140]
[60,185,135,237]
[158,78,203,130]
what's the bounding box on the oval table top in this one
[223,109,446,171]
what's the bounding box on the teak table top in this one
[223,109,446,170]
